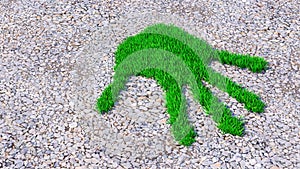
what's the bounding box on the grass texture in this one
[96,23,268,146]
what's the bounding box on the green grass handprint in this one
[96,23,268,146]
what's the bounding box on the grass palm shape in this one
[96,23,268,146]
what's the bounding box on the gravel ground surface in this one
[0,0,299,168]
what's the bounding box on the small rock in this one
[254,163,262,169]
[69,122,77,128]
[249,159,256,165]
[212,162,221,168]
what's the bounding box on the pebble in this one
[254,163,262,169]
[270,166,280,169]
[212,162,221,168]
[69,122,78,129]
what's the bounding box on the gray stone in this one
[249,159,257,165]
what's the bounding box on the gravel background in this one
[0,0,299,168]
